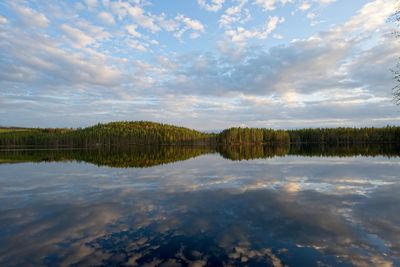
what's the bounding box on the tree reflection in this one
[0,143,399,167]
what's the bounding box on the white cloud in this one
[307,12,316,19]
[219,0,251,29]
[109,1,205,41]
[84,0,98,10]
[225,16,285,46]
[127,40,148,52]
[0,16,7,25]
[60,20,110,48]
[109,2,161,32]
[344,0,395,33]
[127,6,161,33]
[266,16,284,33]
[98,12,115,24]
[110,1,130,20]
[273,33,284,39]
[299,2,311,11]
[0,26,122,91]
[177,15,205,31]
[255,0,277,11]
[13,4,49,28]
[313,0,336,4]
[61,24,95,47]
[254,0,293,11]
[197,0,225,12]
[173,14,205,41]
[125,25,142,38]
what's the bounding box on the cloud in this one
[224,16,285,46]
[254,0,277,11]
[127,6,161,33]
[0,15,7,24]
[0,22,121,92]
[219,0,251,29]
[12,4,49,28]
[174,14,205,40]
[127,39,148,52]
[61,24,95,47]
[84,0,98,10]
[344,0,395,33]
[254,0,293,11]
[125,24,142,38]
[109,2,160,32]
[197,0,225,12]
[98,12,115,24]
[306,12,316,19]
[299,2,311,11]
[108,1,204,42]
[60,20,110,48]
[313,0,336,4]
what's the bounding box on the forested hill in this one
[1,121,400,148]
[0,121,217,147]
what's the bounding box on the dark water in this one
[0,146,399,267]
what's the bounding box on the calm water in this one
[0,146,399,266]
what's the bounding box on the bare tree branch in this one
[390,1,400,104]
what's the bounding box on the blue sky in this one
[0,0,398,130]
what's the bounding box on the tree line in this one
[288,126,400,145]
[218,127,290,145]
[0,121,400,148]
[218,126,400,145]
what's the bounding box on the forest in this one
[0,121,217,148]
[0,121,400,148]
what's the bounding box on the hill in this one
[0,121,217,147]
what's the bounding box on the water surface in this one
[0,146,399,266]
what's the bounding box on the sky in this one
[0,0,398,130]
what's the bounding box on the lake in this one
[0,146,399,266]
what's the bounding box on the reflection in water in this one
[0,146,215,168]
[0,147,400,266]
[0,143,399,168]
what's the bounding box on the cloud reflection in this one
[0,155,399,266]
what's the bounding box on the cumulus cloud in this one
[127,5,160,32]
[344,0,395,33]
[125,24,142,38]
[254,0,293,11]
[98,12,115,24]
[197,0,225,12]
